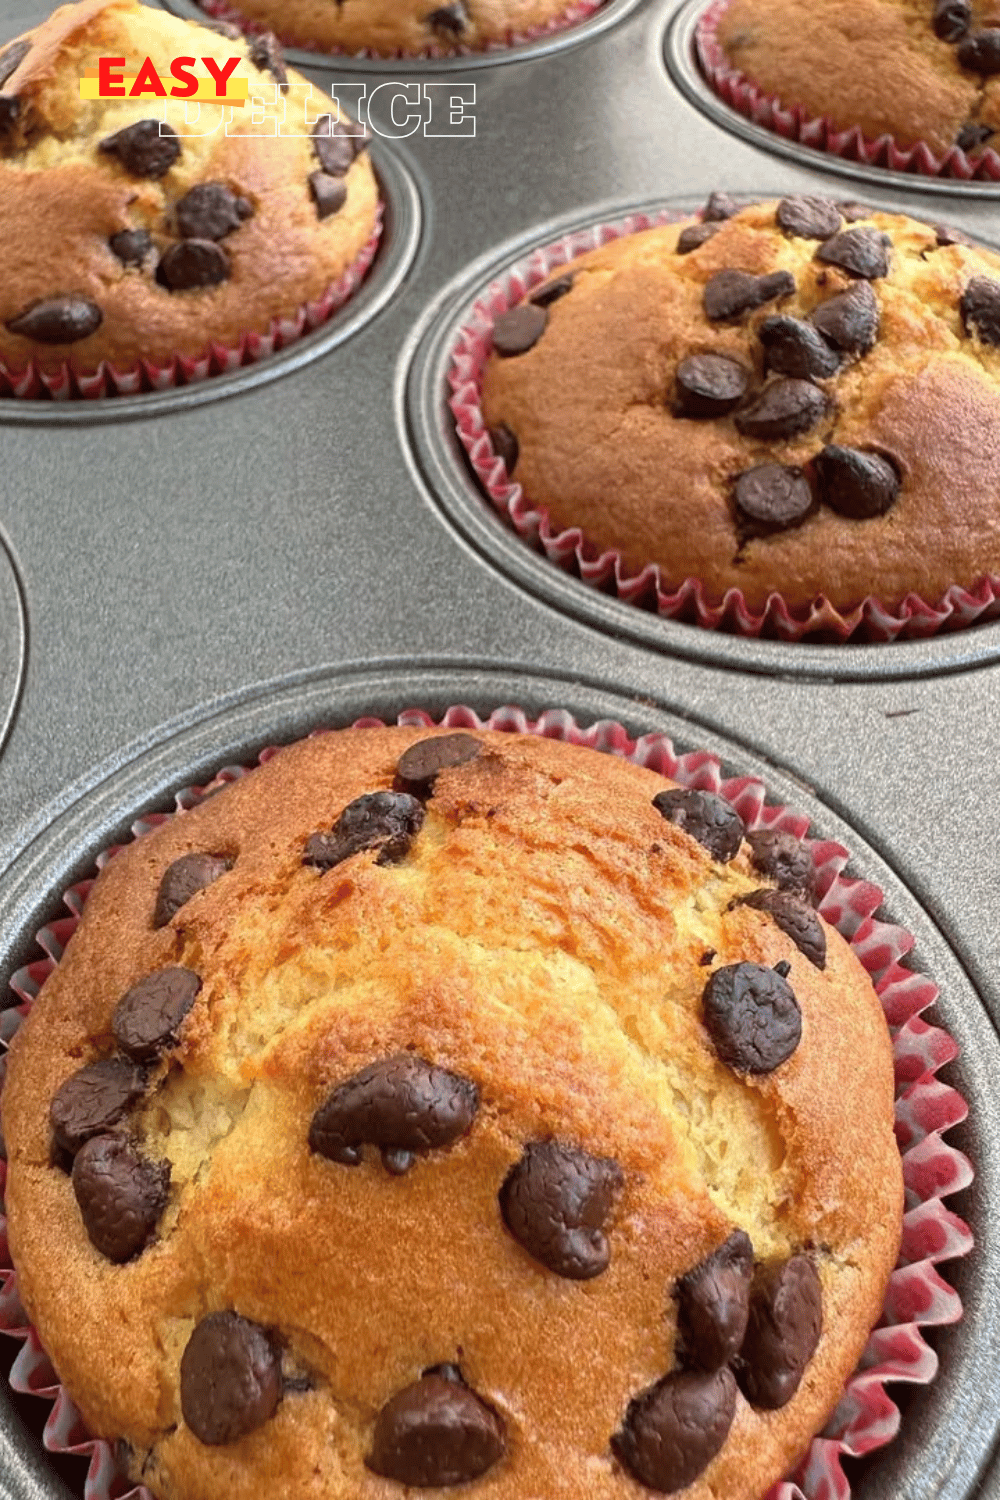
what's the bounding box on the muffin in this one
[703,0,1000,172]
[0,0,379,391]
[477,195,1000,630]
[1,725,904,1500]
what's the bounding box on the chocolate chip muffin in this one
[479,195,1000,624]
[2,726,903,1500]
[711,0,1000,163]
[0,0,379,385]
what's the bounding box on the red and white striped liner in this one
[695,0,1000,182]
[0,704,973,1500]
[0,208,383,402]
[449,214,1000,642]
[196,0,602,60]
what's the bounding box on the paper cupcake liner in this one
[449,213,1000,642]
[196,0,603,60]
[0,703,973,1500]
[694,0,1000,182]
[0,208,383,402]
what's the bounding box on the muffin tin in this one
[0,0,998,1495]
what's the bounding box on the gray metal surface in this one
[0,0,997,1496]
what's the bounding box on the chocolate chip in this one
[652,788,745,863]
[154,852,232,927]
[0,37,30,88]
[71,1134,170,1263]
[99,120,180,179]
[934,223,973,247]
[612,1369,737,1492]
[309,171,347,221]
[934,0,970,40]
[175,183,252,241]
[426,0,468,35]
[180,1312,281,1445]
[758,316,841,379]
[499,1141,622,1280]
[814,445,901,519]
[738,1256,822,1409]
[958,28,1000,72]
[0,96,19,132]
[746,829,816,901]
[488,422,519,471]
[395,733,482,798]
[304,791,424,869]
[677,222,721,254]
[248,31,287,84]
[703,269,795,322]
[5,297,102,345]
[836,200,873,223]
[816,226,890,280]
[809,280,879,355]
[109,229,153,268]
[529,274,573,307]
[312,115,362,176]
[367,1373,505,1486]
[677,1230,754,1371]
[776,196,842,240]
[156,240,230,291]
[702,962,801,1074]
[961,274,1000,345]
[734,465,814,531]
[733,379,829,442]
[492,304,548,356]
[674,353,751,418]
[112,966,202,1063]
[309,1052,479,1168]
[738,889,826,969]
[703,192,740,222]
[50,1059,146,1156]
[959,123,994,152]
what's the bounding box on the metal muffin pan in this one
[0,0,999,1494]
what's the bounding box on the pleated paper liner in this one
[449,210,1000,642]
[195,0,603,61]
[0,703,974,1500]
[0,207,383,402]
[694,0,1000,182]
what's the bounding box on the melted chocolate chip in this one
[312,115,363,176]
[934,223,973,247]
[154,852,232,927]
[652,788,746,863]
[248,31,287,84]
[704,269,795,322]
[677,222,721,255]
[958,28,1000,72]
[776,196,842,240]
[758,316,841,379]
[738,1256,822,1409]
[180,1312,281,1445]
[816,226,890,280]
[109,229,153,268]
[175,183,253,241]
[734,465,814,531]
[395,733,482,798]
[677,1230,754,1371]
[703,192,740,222]
[500,1141,622,1280]
[809,281,879,355]
[426,0,468,35]
[5,297,102,345]
[156,240,230,291]
[488,422,519,471]
[961,275,1000,345]
[814,445,901,519]
[612,1369,737,1492]
[529,274,573,307]
[747,828,816,901]
[309,1053,478,1168]
[733,379,829,442]
[837,200,873,223]
[739,889,827,969]
[674,353,751,418]
[492,303,548,356]
[304,791,425,869]
[99,120,180,179]
[0,37,30,88]
[702,962,801,1074]
[112,966,202,1062]
[50,1059,146,1156]
[72,1134,169,1263]
[309,171,347,220]
[957,121,995,150]
[367,1373,505,1486]
[934,0,971,40]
